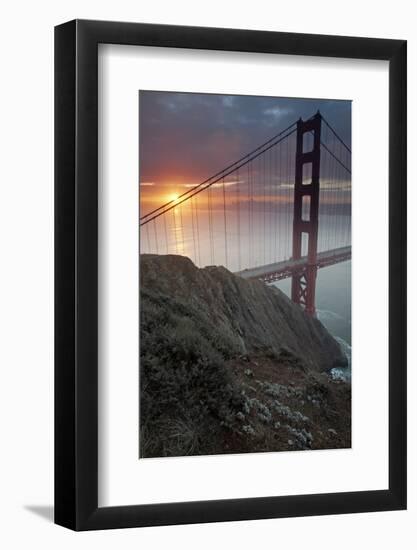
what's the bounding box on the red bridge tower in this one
[291,112,322,316]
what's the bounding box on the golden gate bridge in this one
[140,111,351,316]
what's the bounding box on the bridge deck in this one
[235,246,351,284]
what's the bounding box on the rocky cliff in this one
[140,254,350,458]
[141,254,347,372]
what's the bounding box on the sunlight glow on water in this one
[143,211,350,271]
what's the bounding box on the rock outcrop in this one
[140,254,347,373]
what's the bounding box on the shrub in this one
[139,289,246,457]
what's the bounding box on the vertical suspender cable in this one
[237,167,241,271]
[163,213,168,254]
[153,219,158,255]
[222,176,228,268]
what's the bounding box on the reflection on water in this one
[142,205,351,274]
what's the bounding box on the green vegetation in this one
[139,254,351,458]
[140,288,246,457]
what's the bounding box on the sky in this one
[139,91,351,213]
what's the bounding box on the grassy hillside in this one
[140,254,350,458]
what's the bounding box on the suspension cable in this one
[140,122,297,223]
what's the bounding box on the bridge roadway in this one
[235,246,351,284]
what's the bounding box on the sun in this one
[169,192,180,203]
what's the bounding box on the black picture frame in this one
[55,19,407,531]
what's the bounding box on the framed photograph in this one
[55,20,406,530]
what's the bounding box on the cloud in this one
[222,96,235,108]
[181,180,241,189]
[320,178,352,190]
[180,182,200,188]
[139,91,351,193]
[263,106,292,118]
[211,180,241,188]
[140,182,155,186]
